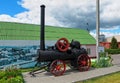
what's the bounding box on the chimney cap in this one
[41,5,45,8]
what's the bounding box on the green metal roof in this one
[0,22,96,44]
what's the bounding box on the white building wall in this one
[81,45,96,57]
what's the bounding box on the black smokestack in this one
[40,5,45,50]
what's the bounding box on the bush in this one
[105,49,120,54]
[99,52,106,57]
[5,66,22,78]
[0,65,24,83]
[91,53,113,68]
[110,37,118,49]
[97,57,112,68]
[0,70,5,79]
[7,76,24,83]
[92,58,112,68]
[0,78,6,83]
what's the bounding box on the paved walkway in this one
[23,55,120,83]
[111,54,120,65]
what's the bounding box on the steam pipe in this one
[40,5,45,50]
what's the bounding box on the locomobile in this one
[30,5,91,76]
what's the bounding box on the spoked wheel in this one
[56,38,69,52]
[50,60,66,76]
[77,54,91,71]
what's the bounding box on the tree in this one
[110,37,118,49]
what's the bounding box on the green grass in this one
[0,21,96,44]
[20,67,41,73]
[20,68,35,72]
[0,69,24,83]
[0,67,36,83]
[76,71,120,83]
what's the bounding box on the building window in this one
[87,48,91,55]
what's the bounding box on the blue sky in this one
[0,0,120,38]
[0,0,27,16]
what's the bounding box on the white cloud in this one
[0,0,95,26]
[101,0,120,28]
[90,27,120,39]
[0,0,120,37]
[101,32,120,38]
[90,31,119,39]
[101,26,120,31]
[90,32,96,38]
[101,0,120,20]
[0,14,19,22]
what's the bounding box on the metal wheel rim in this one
[77,54,91,71]
[56,38,69,52]
[50,59,66,76]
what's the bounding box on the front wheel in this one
[77,54,91,71]
[50,59,66,76]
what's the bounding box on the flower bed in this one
[91,56,113,68]
[0,65,24,83]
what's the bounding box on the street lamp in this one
[96,0,100,62]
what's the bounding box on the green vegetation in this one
[76,71,120,83]
[110,37,118,49]
[105,49,120,54]
[105,37,120,54]
[0,65,24,83]
[91,52,112,68]
[21,68,35,73]
[0,21,96,44]
[20,67,41,73]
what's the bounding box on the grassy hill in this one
[0,21,95,44]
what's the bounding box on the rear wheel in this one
[77,54,91,71]
[50,59,66,76]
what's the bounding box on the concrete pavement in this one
[23,55,120,83]
[111,54,120,65]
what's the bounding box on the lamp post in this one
[96,0,100,62]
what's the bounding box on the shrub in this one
[7,76,24,83]
[110,37,118,49]
[91,53,113,68]
[105,49,120,54]
[99,52,106,57]
[4,65,22,78]
[0,78,6,83]
[0,65,24,83]
[97,57,112,68]
[0,70,5,79]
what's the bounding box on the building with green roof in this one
[0,22,96,57]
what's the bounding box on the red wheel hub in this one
[56,65,61,70]
[81,61,87,65]
[56,38,69,52]
[50,60,66,76]
[77,54,91,71]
